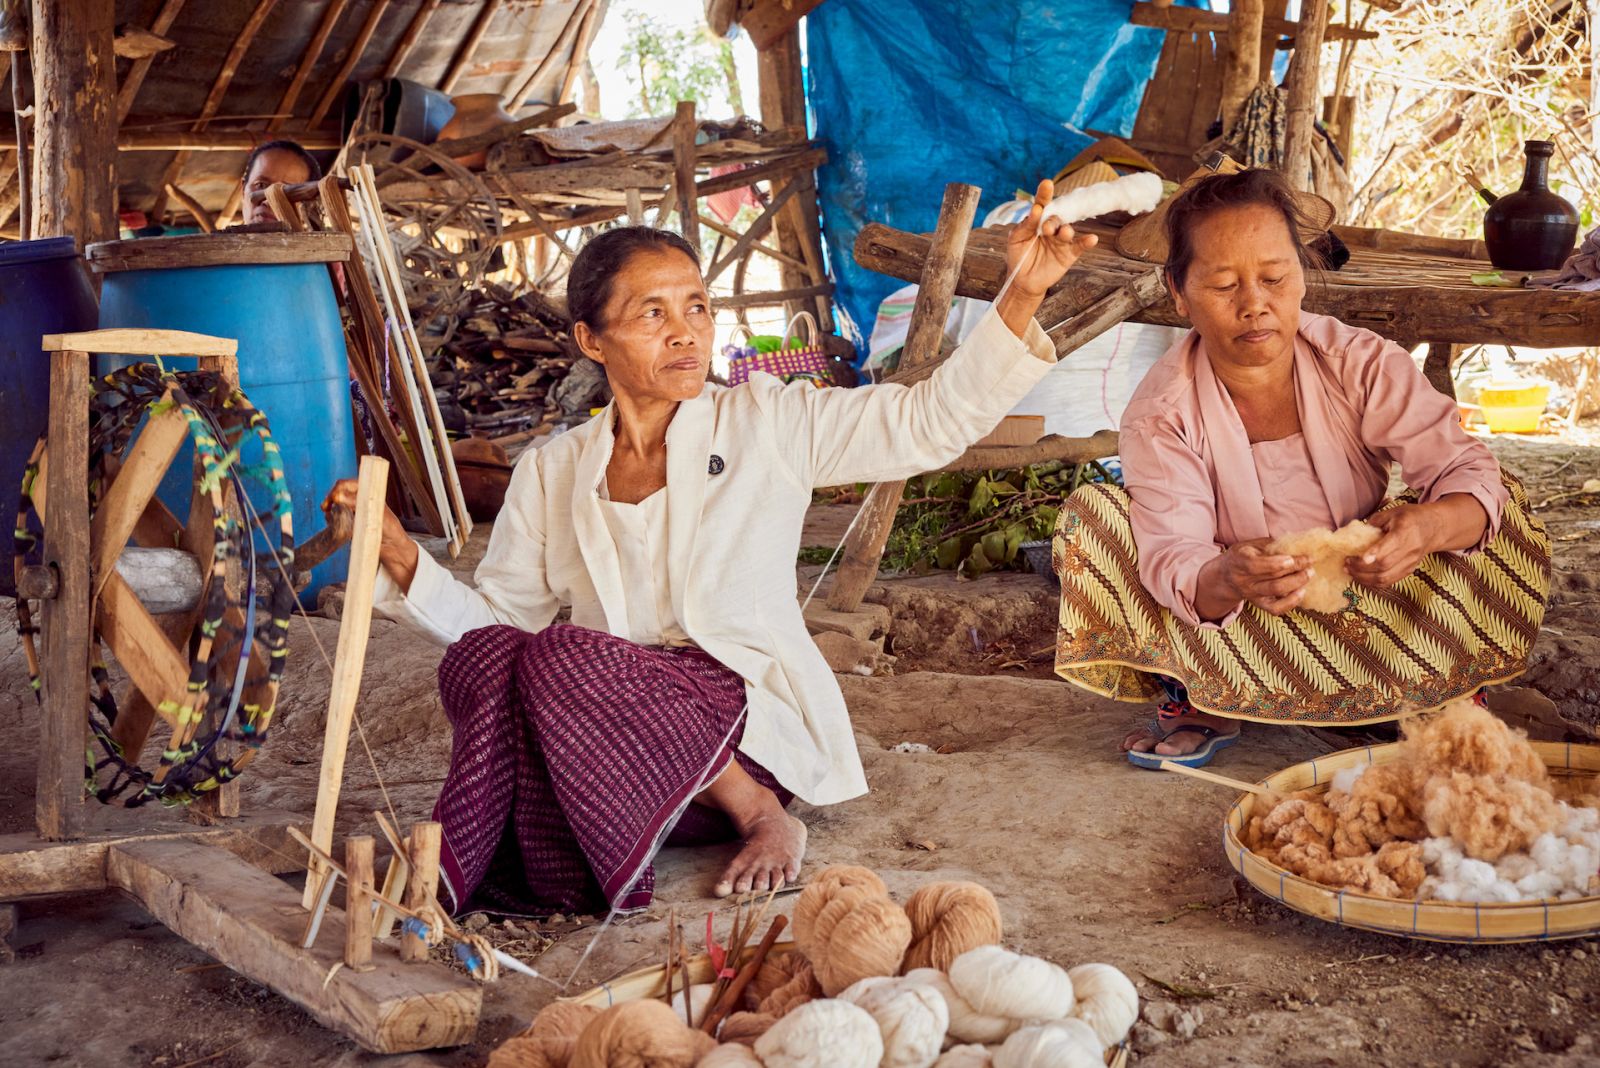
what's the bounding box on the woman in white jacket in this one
[326,181,1093,917]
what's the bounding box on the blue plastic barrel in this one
[89,234,357,599]
[0,238,99,596]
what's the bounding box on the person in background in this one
[241,140,322,225]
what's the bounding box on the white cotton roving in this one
[993,1019,1105,1068]
[1329,764,1368,796]
[837,975,950,1068]
[1065,963,1139,1049]
[755,998,884,1068]
[1421,801,1600,903]
[901,968,1020,1045]
[1039,172,1164,227]
[948,946,1076,1023]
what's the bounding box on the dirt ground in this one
[4,433,1600,1068]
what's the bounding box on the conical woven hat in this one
[1117,155,1336,264]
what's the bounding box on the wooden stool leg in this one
[344,835,376,972]
[401,821,442,963]
[38,348,91,840]
[1424,342,1459,399]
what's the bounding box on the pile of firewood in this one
[424,283,609,442]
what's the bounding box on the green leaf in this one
[967,479,995,518]
[980,530,1008,564]
[965,541,993,575]
[935,537,964,570]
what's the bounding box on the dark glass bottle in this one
[1483,140,1581,271]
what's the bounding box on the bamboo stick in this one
[1157,759,1270,796]
[382,0,440,80]
[1281,0,1331,192]
[440,0,504,93]
[307,0,392,130]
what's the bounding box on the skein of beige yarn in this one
[746,951,810,1010]
[993,1019,1103,1068]
[570,1000,718,1068]
[797,884,913,996]
[838,976,950,1068]
[529,1002,603,1041]
[901,882,1004,973]
[901,968,1018,1046]
[718,1012,777,1046]
[754,998,884,1068]
[792,866,889,949]
[698,1045,765,1068]
[1066,963,1139,1049]
[488,1034,575,1068]
[932,1047,993,1068]
[757,959,822,1017]
[948,945,1075,1022]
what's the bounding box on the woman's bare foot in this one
[1122,708,1239,757]
[698,759,807,897]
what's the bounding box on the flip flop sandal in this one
[1127,719,1241,770]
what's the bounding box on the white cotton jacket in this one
[372,307,1057,806]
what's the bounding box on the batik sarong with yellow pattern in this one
[1053,475,1550,724]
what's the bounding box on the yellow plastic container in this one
[1478,381,1549,433]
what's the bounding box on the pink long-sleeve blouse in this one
[1118,312,1508,627]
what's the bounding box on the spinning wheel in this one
[13,338,295,811]
[343,132,504,322]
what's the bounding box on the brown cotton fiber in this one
[1270,520,1382,613]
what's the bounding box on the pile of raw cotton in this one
[489,866,1139,1068]
[1242,699,1600,902]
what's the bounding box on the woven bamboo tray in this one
[1225,741,1600,943]
[568,940,1130,1065]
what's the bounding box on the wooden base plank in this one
[0,816,302,901]
[107,838,480,1053]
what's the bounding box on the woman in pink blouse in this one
[1052,169,1550,768]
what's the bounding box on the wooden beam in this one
[4,128,345,151]
[499,0,592,110]
[116,0,188,124]
[107,838,481,1053]
[557,0,601,106]
[0,816,304,900]
[43,328,238,356]
[84,232,351,271]
[941,430,1121,474]
[1128,1,1375,42]
[673,100,699,246]
[704,179,802,284]
[31,0,118,248]
[152,0,281,221]
[710,283,833,310]
[274,0,352,129]
[383,0,441,80]
[307,0,392,130]
[163,182,216,231]
[302,456,390,908]
[1280,0,1331,192]
[826,183,980,613]
[38,347,92,839]
[1219,0,1264,131]
[439,0,504,93]
[739,0,825,50]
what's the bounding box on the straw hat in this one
[1117,153,1337,264]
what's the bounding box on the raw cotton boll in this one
[1421,772,1558,861]
[1330,764,1367,796]
[717,1012,776,1047]
[672,983,718,1028]
[1039,172,1164,226]
[901,968,1019,1045]
[570,999,717,1068]
[1496,852,1540,883]
[993,1020,1104,1068]
[488,1034,574,1068]
[754,998,884,1068]
[1269,520,1381,614]
[933,1047,993,1068]
[804,886,914,996]
[1066,963,1139,1048]
[529,1001,603,1041]
[1405,700,1551,786]
[698,1045,765,1068]
[948,945,1075,1022]
[902,882,1005,973]
[838,976,950,1068]
[793,865,890,952]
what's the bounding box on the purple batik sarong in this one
[432,623,789,916]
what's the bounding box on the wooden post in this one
[30,0,117,248]
[116,0,188,123]
[37,348,91,840]
[826,183,981,613]
[673,100,700,248]
[302,456,390,907]
[344,835,376,972]
[1423,342,1458,399]
[1219,0,1264,132]
[759,27,833,328]
[1281,0,1330,192]
[401,821,441,963]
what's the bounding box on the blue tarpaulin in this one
[806,0,1205,357]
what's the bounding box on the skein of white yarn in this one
[1065,963,1139,1048]
[699,1044,765,1068]
[755,999,884,1068]
[948,946,1076,1022]
[932,1047,993,1068]
[838,976,950,1068]
[901,968,1019,1045]
[992,1019,1105,1068]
